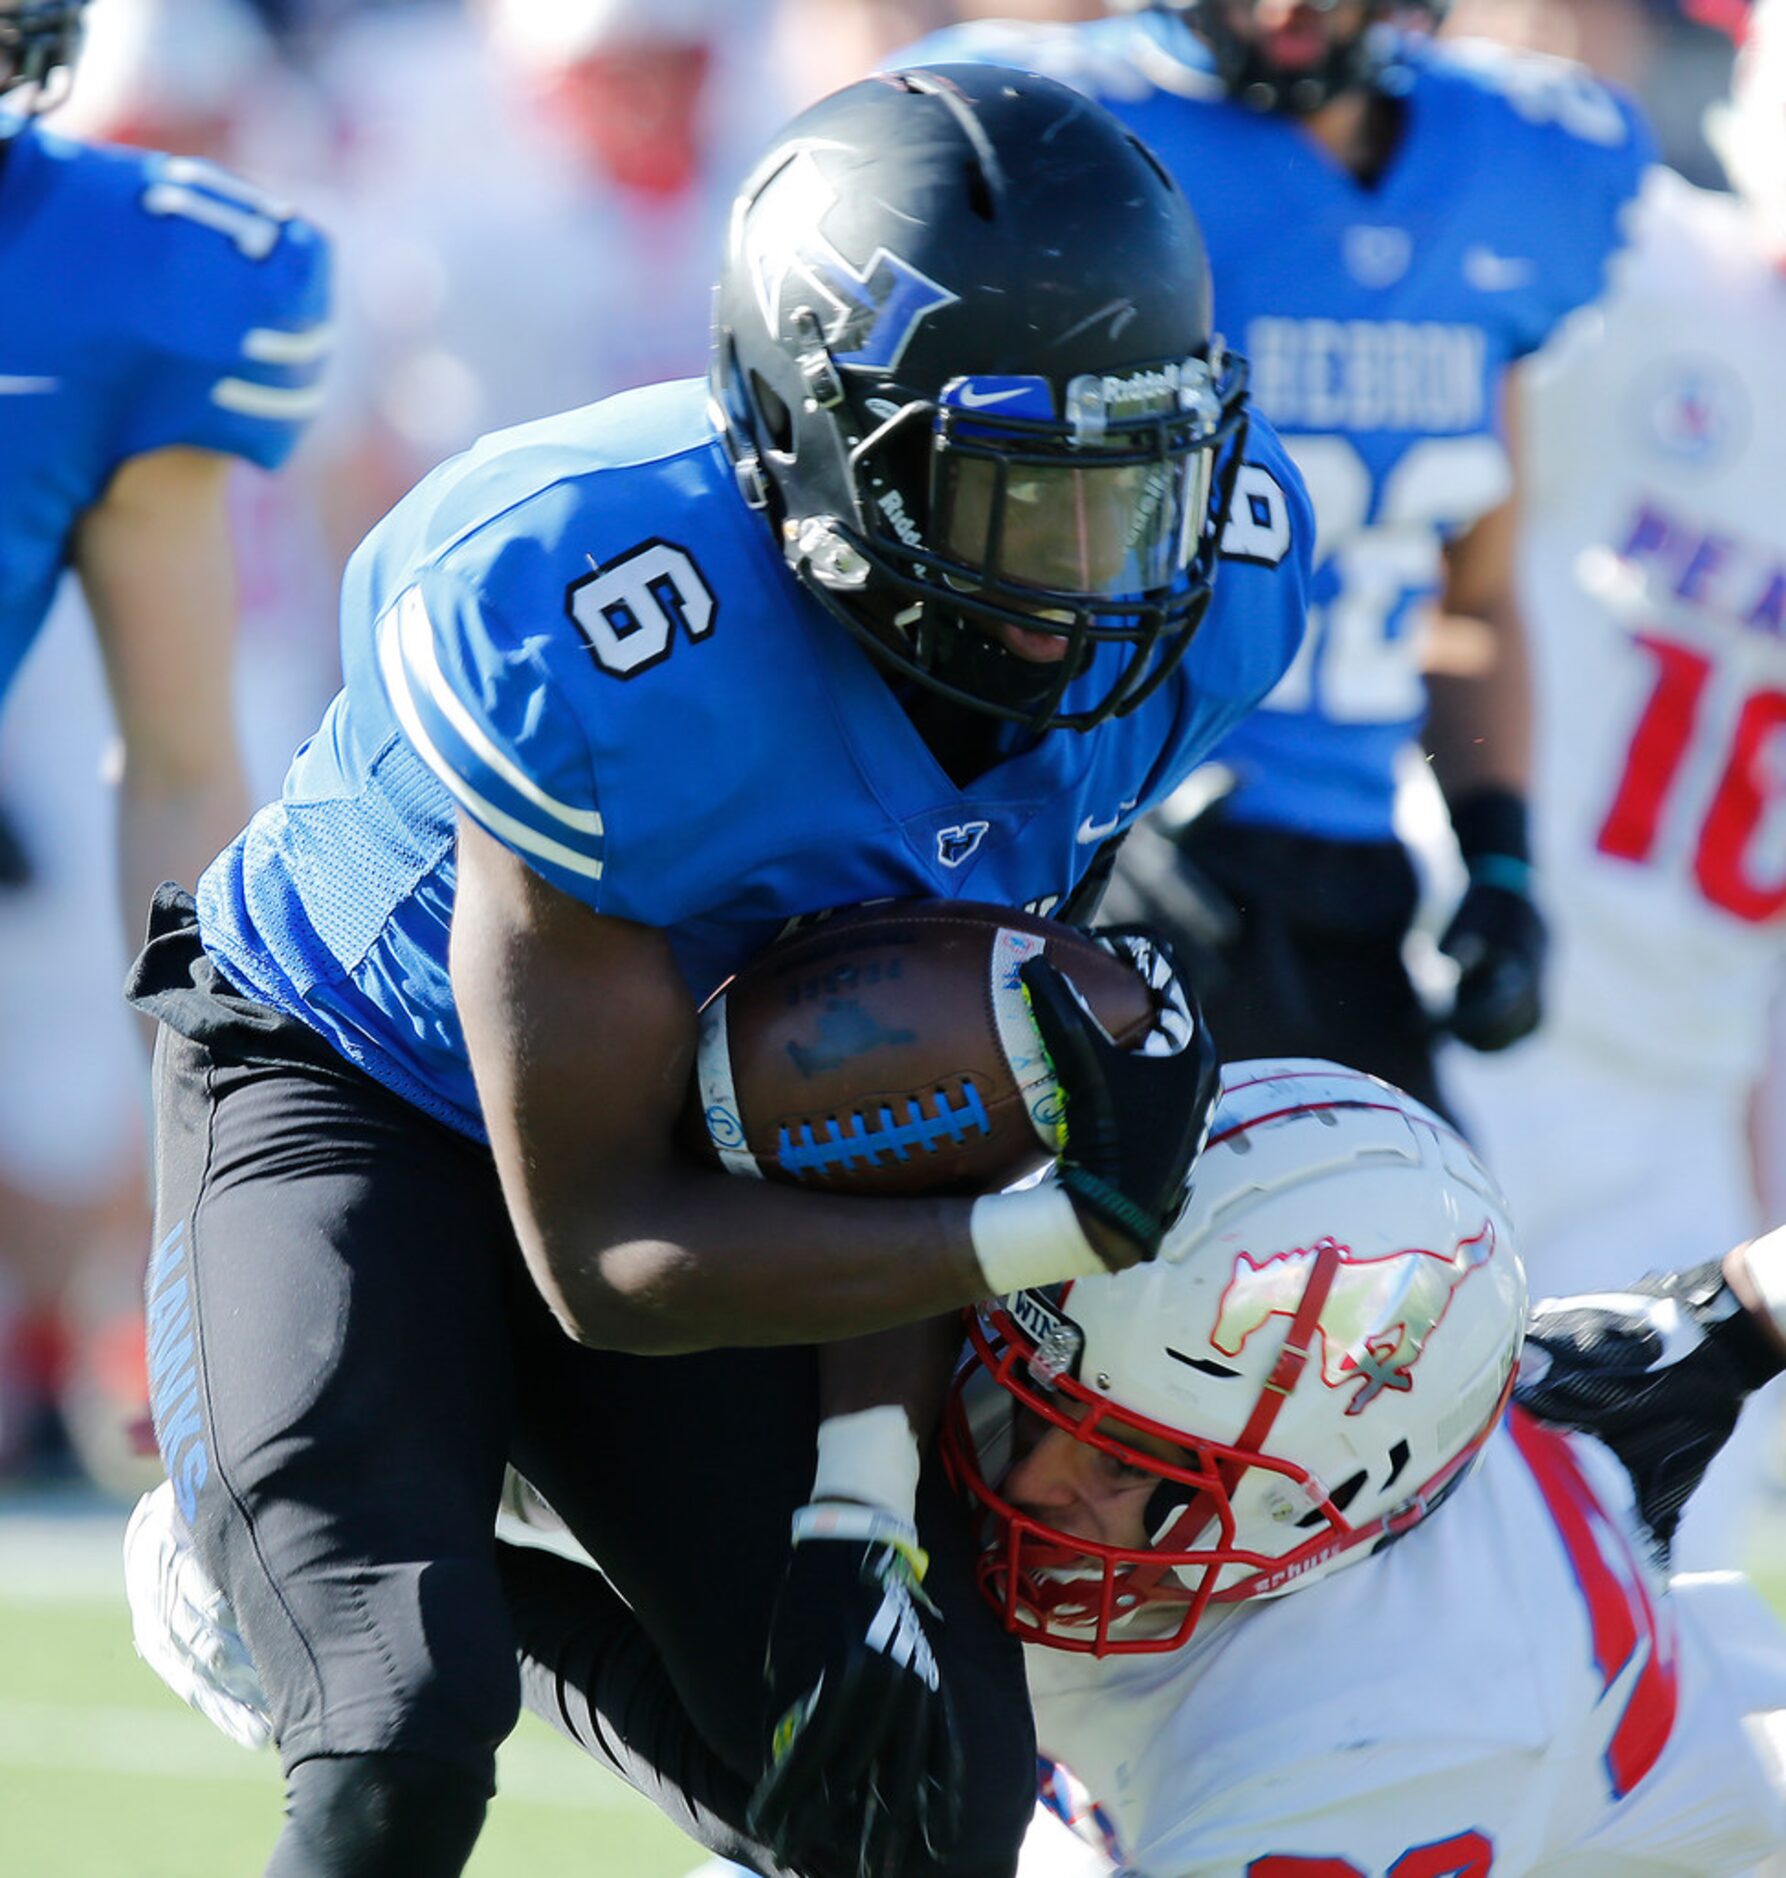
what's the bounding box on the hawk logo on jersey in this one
[1343,225,1411,289]
[742,149,960,372]
[937,822,990,867]
[1210,1223,1498,1413]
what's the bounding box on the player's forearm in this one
[115,760,249,950]
[819,1318,963,1440]
[513,1171,988,1353]
[1423,599,1533,804]
[1425,428,1532,803]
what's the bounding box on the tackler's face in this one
[1001,1401,1194,1551]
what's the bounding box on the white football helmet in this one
[941,1059,1527,1655]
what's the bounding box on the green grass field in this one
[0,1496,699,1878]
[3,1494,1782,1878]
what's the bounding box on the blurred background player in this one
[907,0,1650,1123]
[1442,0,1740,183]
[1442,0,1786,1572]
[0,0,780,1498]
[0,0,330,1482]
[307,0,772,542]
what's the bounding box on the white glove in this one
[122,1481,274,1752]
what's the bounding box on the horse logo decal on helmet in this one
[1211,1222,1498,1413]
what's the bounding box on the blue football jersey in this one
[903,19,1652,839]
[197,379,1312,1138]
[0,118,331,704]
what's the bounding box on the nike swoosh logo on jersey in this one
[0,375,60,394]
[1077,801,1138,844]
[956,385,1030,409]
[1462,245,1534,292]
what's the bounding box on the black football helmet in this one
[1123,0,1443,116]
[711,64,1248,734]
[0,0,84,110]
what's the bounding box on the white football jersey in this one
[1511,165,1786,1086]
[1024,1415,1786,1877]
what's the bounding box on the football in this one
[684,901,1162,1197]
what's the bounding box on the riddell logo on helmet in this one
[1097,364,1192,415]
[876,489,924,550]
[1210,1224,1497,1414]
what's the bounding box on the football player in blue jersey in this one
[123,64,1311,1878]
[903,0,1652,1120]
[0,0,329,940]
[0,0,329,1474]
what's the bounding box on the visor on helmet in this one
[939,454,1202,600]
[932,365,1221,604]
[802,349,1247,731]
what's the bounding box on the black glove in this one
[1515,1260,1786,1561]
[749,1504,961,1877]
[1020,926,1219,1268]
[1439,789,1547,1053]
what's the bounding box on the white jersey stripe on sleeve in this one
[394,587,603,839]
[211,377,330,420]
[375,599,604,882]
[241,323,336,365]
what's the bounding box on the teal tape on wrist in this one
[1469,853,1534,896]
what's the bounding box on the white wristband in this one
[812,1405,921,1525]
[969,1184,1108,1298]
[1741,1225,1786,1345]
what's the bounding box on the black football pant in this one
[130,887,1034,1878]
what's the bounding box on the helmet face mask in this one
[950,1310,1338,1655]
[712,66,1250,734]
[941,1060,1527,1656]
[0,0,85,112]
